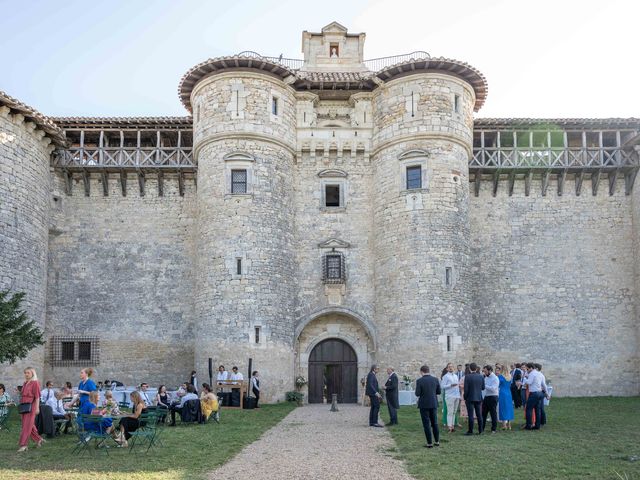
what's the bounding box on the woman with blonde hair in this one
[18,367,44,452]
[496,364,514,430]
[65,367,97,411]
[114,390,146,447]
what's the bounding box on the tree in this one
[0,290,44,364]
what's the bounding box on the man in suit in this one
[365,365,382,427]
[414,365,441,448]
[511,363,523,408]
[383,367,399,426]
[463,362,485,435]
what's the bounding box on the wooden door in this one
[308,338,358,403]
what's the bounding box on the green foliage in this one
[0,290,44,364]
[285,391,304,404]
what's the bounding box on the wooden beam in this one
[157,170,164,197]
[557,170,566,196]
[507,171,516,196]
[82,170,90,197]
[592,170,601,196]
[120,170,127,196]
[541,170,550,196]
[100,171,108,196]
[625,168,639,195]
[608,169,618,196]
[492,170,500,197]
[575,171,584,196]
[64,170,73,196]
[474,169,482,197]
[524,170,532,197]
[138,171,146,197]
[178,171,185,196]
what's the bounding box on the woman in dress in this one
[200,383,219,421]
[156,385,170,409]
[115,391,146,447]
[66,367,97,410]
[496,364,514,430]
[62,382,73,398]
[440,363,453,427]
[17,367,44,452]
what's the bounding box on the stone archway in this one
[295,309,375,404]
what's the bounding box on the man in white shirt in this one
[441,364,461,432]
[481,365,499,433]
[139,383,153,406]
[524,362,545,430]
[535,363,549,426]
[169,384,198,426]
[40,381,56,404]
[229,366,244,382]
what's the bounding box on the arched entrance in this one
[308,338,358,403]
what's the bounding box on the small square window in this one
[325,184,341,207]
[61,342,74,361]
[323,253,345,284]
[272,97,279,116]
[231,169,247,194]
[406,165,422,190]
[78,342,92,361]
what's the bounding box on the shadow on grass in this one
[381,396,640,480]
[0,403,296,480]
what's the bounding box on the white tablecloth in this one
[399,390,417,406]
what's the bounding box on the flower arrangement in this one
[402,375,413,390]
[295,376,308,389]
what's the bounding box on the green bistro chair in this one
[73,414,114,456]
[0,403,11,432]
[128,411,161,453]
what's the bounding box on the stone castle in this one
[1,22,639,401]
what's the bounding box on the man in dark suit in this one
[366,365,382,427]
[511,363,523,408]
[414,365,441,448]
[383,367,399,426]
[463,362,485,435]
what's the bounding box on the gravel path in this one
[208,404,416,480]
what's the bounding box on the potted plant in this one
[286,391,304,406]
[402,375,413,391]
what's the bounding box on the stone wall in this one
[0,110,53,388]
[470,176,639,396]
[44,172,197,388]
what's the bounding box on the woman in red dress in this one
[18,367,44,452]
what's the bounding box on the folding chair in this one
[129,411,161,453]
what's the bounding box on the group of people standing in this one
[366,361,551,448]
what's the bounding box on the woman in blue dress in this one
[496,364,514,430]
[79,390,113,434]
[65,367,97,411]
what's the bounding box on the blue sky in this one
[1,0,637,118]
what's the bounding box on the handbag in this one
[18,402,32,414]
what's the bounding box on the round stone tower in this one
[180,58,298,400]
[370,61,487,371]
[0,92,64,386]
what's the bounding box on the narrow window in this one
[447,335,453,352]
[61,341,75,361]
[325,184,340,207]
[406,165,422,189]
[445,267,452,287]
[231,169,247,194]
[78,341,92,361]
[272,97,279,116]
[411,91,415,117]
[254,326,261,344]
[236,258,242,275]
[454,95,460,113]
[330,43,339,57]
[324,254,344,283]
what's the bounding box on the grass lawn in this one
[381,397,640,480]
[0,402,295,480]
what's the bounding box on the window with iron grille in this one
[49,336,100,367]
[323,252,345,284]
[406,165,422,189]
[231,169,248,194]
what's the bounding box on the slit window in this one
[272,97,279,116]
[254,326,261,344]
[445,267,452,287]
[325,184,341,207]
[231,169,247,194]
[447,335,453,352]
[236,258,242,275]
[454,95,460,113]
[406,165,422,190]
